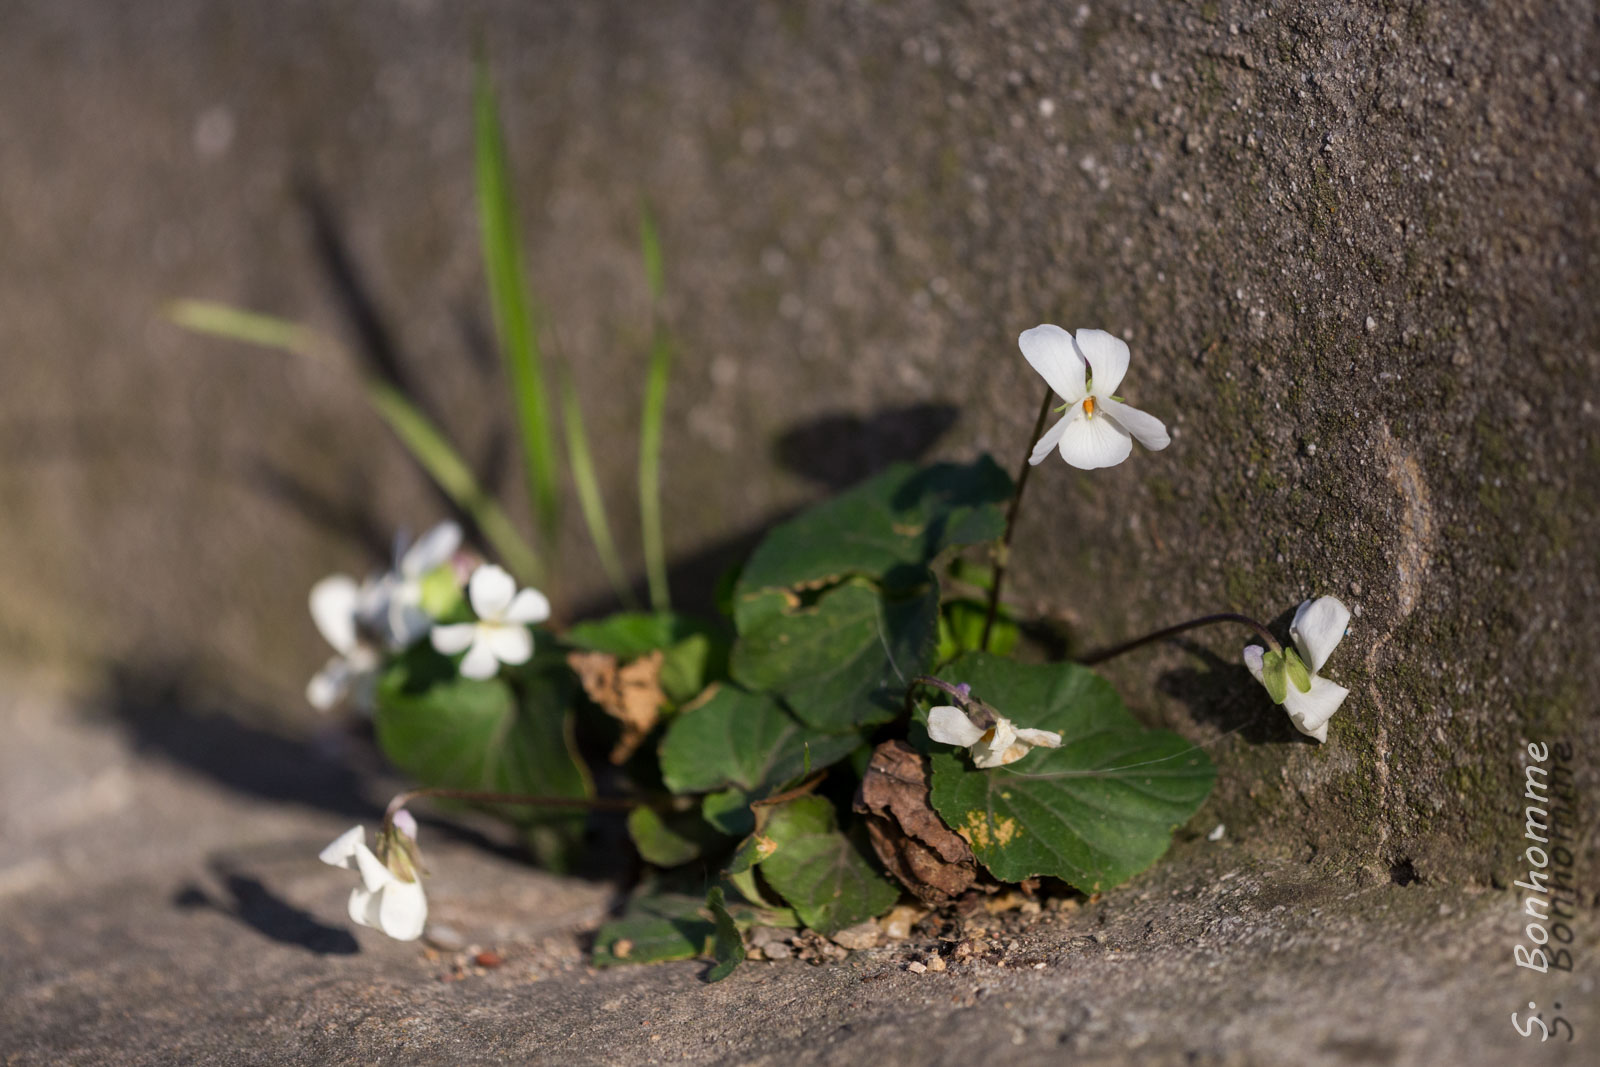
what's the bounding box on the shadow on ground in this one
[174,863,360,956]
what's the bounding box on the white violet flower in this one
[1243,596,1352,743]
[374,521,463,649]
[306,574,384,712]
[430,564,550,680]
[927,705,1062,769]
[1019,325,1171,470]
[318,819,427,941]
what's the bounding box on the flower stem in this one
[980,385,1055,651]
[908,674,969,703]
[382,786,638,830]
[1076,612,1281,666]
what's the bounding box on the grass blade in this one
[166,300,321,357]
[560,369,637,608]
[637,204,672,612]
[474,57,561,550]
[168,301,545,585]
[364,381,545,585]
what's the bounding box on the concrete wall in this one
[2,0,1595,884]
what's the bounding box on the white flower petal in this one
[458,636,502,680]
[1018,324,1087,401]
[402,521,462,577]
[927,705,986,748]
[1074,329,1131,396]
[349,885,383,930]
[483,623,533,666]
[1097,398,1170,451]
[351,841,393,893]
[319,826,367,870]
[387,599,434,648]
[1291,597,1350,675]
[1242,644,1266,682]
[310,576,362,655]
[972,718,1019,768]
[467,564,517,620]
[503,588,551,625]
[376,878,428,941]
[307,658,351,712]
[1013,727,1062,749]
[1057,408,1133,469]
[430,622,477,656]
[1283,675,1349,742]
[1029,412,1076,467]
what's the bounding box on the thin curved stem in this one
[908,674,970,703]
[981,385,1056,651]
[1077,612,1281,666]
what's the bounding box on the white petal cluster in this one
[306,521,463,711]
[430,564,551,680]
[1243,596,1352,742]
[1019,325,1171,470]
[373,522,463,648]
[318,824,427,942]
[306,575,385,712]
[927,705,1062,769]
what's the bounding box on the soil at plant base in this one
[3,686,1592,1066]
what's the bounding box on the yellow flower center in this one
[1082,396,1097,418]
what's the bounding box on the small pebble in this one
[831,921,882,951]
[924,955,947,973]
[879,904,928,941]
[474,950,503,969]
[907,961,928,974]
[424,925,466,952]
[1208,823,1226,841]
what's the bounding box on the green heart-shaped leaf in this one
[374,644,591,870]
[731,578,939,730]
[705,887,744,982]
[658,685,859,795]
[627,806,729,868]
[592,890,713,967]
[736,458,1011,595]
[757,796,900,934]
[926,653,1215,892]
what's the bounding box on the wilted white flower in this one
[430,564,550,680]
[1019,325,1171,470]
[1243,596,1351,742]
[374,521,463,649]
[318,820,427,941]
[927,705,1062,768]
[306,575,384,712]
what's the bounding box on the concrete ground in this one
[3,683,1592,1066]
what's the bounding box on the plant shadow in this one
[97,661,552,866]
[1155,638,1313,746]
[773,403,958,491]
[173,862,360,956]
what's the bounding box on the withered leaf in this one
[853,740,976,903]
[568,649,666,764]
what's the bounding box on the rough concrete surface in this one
[2,687,1594,1066]
[2,0,1598,1062]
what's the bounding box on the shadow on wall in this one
[1156,639,1308,746]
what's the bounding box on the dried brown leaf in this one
[853,740,977,902]
[568,649,666,764]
